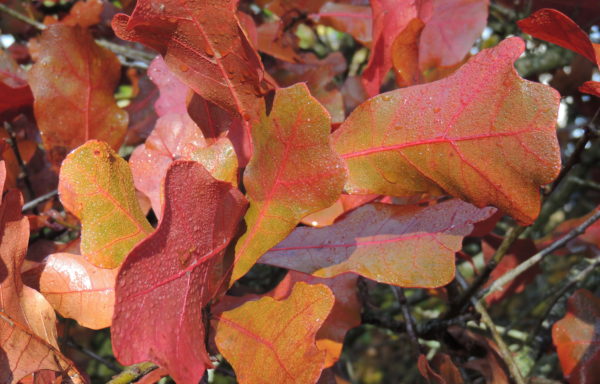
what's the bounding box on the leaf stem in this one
[21,189,58,212]
[480,207,600,300]
[392,287,422,355]
[455,271,526,384]
[4,122,35,199]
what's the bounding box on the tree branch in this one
[455,271,526,384]
[107,362,159,384]
[481,207,600,300]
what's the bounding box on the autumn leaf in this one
[25,252,118,330]
[418,353,463,384]
[112,0,272,119]
[213,282,334,384]
[552,289,600,384]
[310,3,373,46]
[579,81,600,97]
[301,194,378,228]
[28,24,128,168]
[361,0,431,96]
[147,56,190,117]
[0,173,81,383]
[59,140,153,268]
[334,37,561,225]
[112,160,247,384]
[261,199,495,287]
[231,83,346,283]
[0,50,33,120]
[61,0,103,28]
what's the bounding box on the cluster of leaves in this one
[1,0,600,383]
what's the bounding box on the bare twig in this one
[570,176,600,192]
[22,189,58,212]
[447,225,526,318]
[392,287,422,355]
[65,339,120,373]
[481,207,600,299]
[107,362,159,384]
[455,272,526,384]
[0,3,154,66]
[3,122,34,199]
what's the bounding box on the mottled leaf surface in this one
[28,25,128,167]
[232,83,346,283]
[214,282,334,384]
[59,140,153,268]
[334,38,561,224]
[553,289,600,384]
[112,161,247,384]
[112,0,272,119]
[261,199,495,287]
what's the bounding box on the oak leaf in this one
[28,24,128,168]
[59,140,153,268]
[231,83,346,283]
[334,37,561,225]
[214,282,334,384]
[552,289,600,384]
[261,199,495,287]
[111,160,247,384]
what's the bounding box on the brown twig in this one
[392,287,422,355]
[65,339,120,373]
[3,122,35,199]
[447,225,526,318]
[481,207,600,300]
[455,272,526,384]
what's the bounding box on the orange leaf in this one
[112,0,272,119]
[214,282,334,384]
[261,199,495,287]
[112,161,247,384]
[553,289,600,383]
[334,37,561,225]
[58,140,153,268]
[30,253,117,330]
[231,83,346,283]
[28,25,128,168]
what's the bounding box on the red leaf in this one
[112,161,247,384]
[579,81,600,97]
[418,353,463,384]
[28,24,128,167]
[147,56,190,117]
[552,289,600,384]
[112,0,273,119]
[361,0,432,96]
[334,37,561,225]
[482,234,540,305]
[61,0,104,28]
[518,8,600,66]
[213,282,335,384]
[231,83,346,284]
[309,3,373,46]
[0,50,33,120]
[260,199,496,287]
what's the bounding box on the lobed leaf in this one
[214,282,334,384]
[112,0,273,119]
[231,83,346,283]
[261,199,495,287]
[28,24,128,167]
[334,37,561,224]
[112,161,247,384]
[59,140,153,268]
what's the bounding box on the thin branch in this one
[570,176,600,192]
[446,225,526,318]
[107,362,159,384]
[3,122,34,199]
[22,189,58,212]
[529,253,600,340]
[455,271,526,384]
[392,287,422,355]
[481,207,600,300]
[0,3,154,66]
[65,339,120,373]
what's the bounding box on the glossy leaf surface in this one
[28,24,128,167]
[59,140,153,268]
[232,83,346,283]
[261,199,496,287]
[334,38,561,224]
[112,161,247,384]
[553,289,600,384]
[214,282,334,384]
[112,0,272,119]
